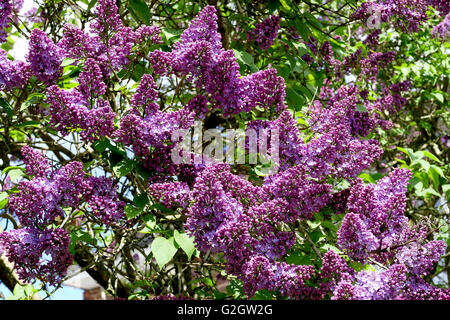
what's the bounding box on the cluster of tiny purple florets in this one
[0,0,12,42]
[432,13,450,39]
[247,15,280,50]
[351,0,449,32]
[0,146,125,285]
[1,1,448,300]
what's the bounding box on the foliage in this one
[0,0,449,300]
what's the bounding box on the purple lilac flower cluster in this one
[81,176,125,225]
[147,182,192,209]
[247,85,384,179]
[165,162,330,296]
[24,7,44,24]
[46,0,163,141]
[46,85,115,142]
[351,0,449,32]
[1,0,447,300]
[115,74,195,168]
[247,15,281,50]
[26,29,64,84]
[432,13,450,40]
[0,228,72,284]
[242,256,315,298]
[0,0,12,43]
[0,49,30,90]
[163,159,448,299]
[333,168,450,299]
[150,6,286,117]
[0,147,125,285]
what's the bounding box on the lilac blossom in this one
[78,58,107,101]
[81,176,125,225]
[241,255,315,298]
[0,0,12,43]
[9,147,125,228]
[0,228,72,285]
[0,49,30,90]
[21,145,51,178]
[46,85,115,142]
[248,15,280,50]
[432,13,450,40]
[26,29,64,84]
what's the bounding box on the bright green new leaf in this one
[113,159,135,177]
[20,93,44,111]
[124,205,143,219]
[151,237,178,269]
[174,230,196,260]
[61,58,77,67]
[422,151,441,163]
[0,191,8,210]
[7,168,26,182]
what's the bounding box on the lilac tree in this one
[0,0,448,300]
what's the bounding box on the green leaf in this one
[173,230,196,260]
[128,0,150,24]
[310,229,325,243]
[431,92,444,103]
[0,191,8,210]
[133,193,149,208]
[304,13,322,30]
[413,151,424,160]
[60,81,79,89]
[320,244,341,253]
[359,173,375,183]
[23,284,34,297]
[13,284,25,298]
[423,151,441,163]
[161,28,182,41]
[15,121,41,128]
[414,159,430,172]
[268,0,280,13]
[430,165,445,178]
[362,264,377,272]
[279,0,291,11]
[0,97,13,118]
[86,0,97,12]
[286,87,306,110]
[124,205,143,219]
[306,220,321,229]
[151,237,178,269]
[61,58,77,67]
[93,138,125,154]
[253,165,268,177]
[428,166,443,190]
[321,220,337,232]
[143,214,157,229]
[7,168,26,182]
[0,191,8,202]
[356,104,368,112]
[251,289,274,300]
[293,42,309,56]
[423,188,440,197]
[442,185,450,198]
[294,18,311,42]
[21,93,44,111]
[233,50,257,72]
[286,252,311,265]
[112,159,135,177]
[75,230,97,245]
